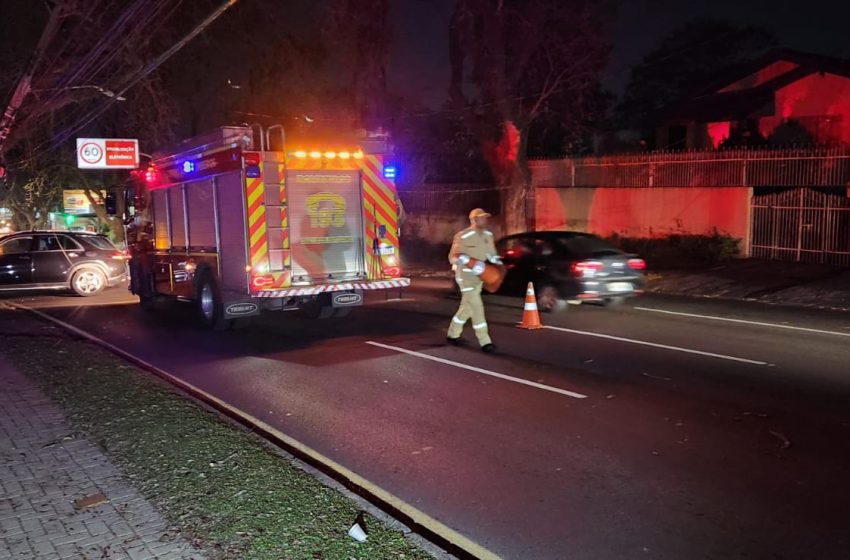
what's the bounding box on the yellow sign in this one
[63,189,103,215]
[306,192,346,228]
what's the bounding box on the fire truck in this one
[127,125,409,327]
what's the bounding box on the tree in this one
[617,19,777,136]
[0,0,232,237]
[325,0,392,128]
[448,0,610,233]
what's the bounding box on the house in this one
[656,50,850,149]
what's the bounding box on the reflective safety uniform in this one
[447,227,499,346]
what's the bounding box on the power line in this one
[13,0,240,165]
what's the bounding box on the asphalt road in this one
[3,281,850,560]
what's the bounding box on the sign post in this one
[76,138,139,169]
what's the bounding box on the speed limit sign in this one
[76,138,138,169]
[79,142,104,165]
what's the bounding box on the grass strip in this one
[2,335,434,560]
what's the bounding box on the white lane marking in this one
[635,306,850,338]
[543,326,768,366]
[365,341,588,399]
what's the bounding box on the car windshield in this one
[80,235,116,251]
[557,235,622,258]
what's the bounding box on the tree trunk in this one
[499,123,532,235]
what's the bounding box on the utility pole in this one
[0,2,67,160]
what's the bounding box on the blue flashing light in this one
[383,164,397,180]
[246,165,261,178]
[182,160,196,174]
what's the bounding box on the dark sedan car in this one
[496,231,646,311]
[0,231,127,296]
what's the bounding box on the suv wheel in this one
[538,285,568,313]
[71,268,106,296]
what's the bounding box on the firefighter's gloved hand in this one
[455,254,471,265]
[471,260,486,275]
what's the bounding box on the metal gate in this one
[751,188,850,265]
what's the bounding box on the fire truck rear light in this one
[246,165,261,178]
[338,151,351,159]
[383,266,401,278]
[244,152,260,165]
[245,265,252,272]
[252,275,273,289]
[309,151,321,159]
[294,150,307,158]
[324,151,336,159]
[353,151,364,159]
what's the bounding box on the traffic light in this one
[144,165,158,184]
[105,192,117,215]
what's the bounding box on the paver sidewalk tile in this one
[0,353,207,560]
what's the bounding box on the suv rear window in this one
[79,235,117,251]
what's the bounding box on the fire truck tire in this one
[304,303,353,319]
[139,293,155,311]
[316,305,335,320]
[196,271,228,330]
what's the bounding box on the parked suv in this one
[0,231,127,296]
[496,231,646,311]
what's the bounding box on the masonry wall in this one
[535,186,753,254]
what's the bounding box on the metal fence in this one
[398,184,501,214]
[531,147,850,188]
[751,188,850,265]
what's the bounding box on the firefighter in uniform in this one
[447,208,501,353]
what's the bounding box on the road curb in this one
[9,302,502,560]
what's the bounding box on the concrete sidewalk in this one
[0,352,205,560]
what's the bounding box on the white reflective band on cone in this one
[525,303,538,311]
[527,288,535,295]
[473,322,488,330]
[452,316,466,324]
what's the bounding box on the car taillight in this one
[571,260,603,277]
[110,251,128,261]
[627,258,646,270]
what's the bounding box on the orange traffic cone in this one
[517,282,543,330]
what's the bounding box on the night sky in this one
[3,0,849,109]
[386,0,850,107]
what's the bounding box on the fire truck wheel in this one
[197,272,228,330]
[139,293,155,311]
[332,307,353,318]
[71,268,106,297]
